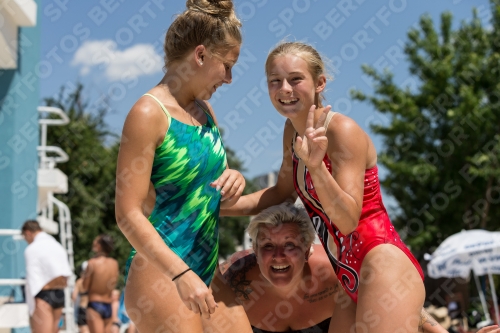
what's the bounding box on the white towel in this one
[24,232,72,315]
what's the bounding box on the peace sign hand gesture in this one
[294,105,331,170]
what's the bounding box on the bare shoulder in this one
[85,258,96,273]
[326,112,373,162]
[327,113,365,139]
[308,244,331,266]
[127,95,167,125]
[121,95,169,147]
[108,257,119,267]
[219,249,255,276]
[219,250,258,301]
[308,244,338,283]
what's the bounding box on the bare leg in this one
[124,253,204,332]
[356,244,425,333]
[31,298,57,333]
[111,322,120,333]
[87,307,105,333]
[127,322,137,333]
[52,307,63,333]
[328,284,357,333]
[104,318,113,333]
[79,325,90,333]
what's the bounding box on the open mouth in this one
[271,264,290,273]
[279,98,298,105]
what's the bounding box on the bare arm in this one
[476,325,500,333]
[297,107,372,234]
[71,279,81,302]
[205,268,253,332]
[220,119,297,216]
[418,308,447,333]
[81,260,92,292]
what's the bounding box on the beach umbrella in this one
[426,229,500,324]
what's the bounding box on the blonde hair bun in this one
[186,0,237,19]
[164,0,241,68]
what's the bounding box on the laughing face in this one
[255,223,310,288]
[197,44,240,100]
[266,54,324,119]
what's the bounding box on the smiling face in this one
[255,223,310,288]
[267,54,325,119]
[196,44,240,100]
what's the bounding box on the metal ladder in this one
[0,106,76,331]
[37,106,76,332]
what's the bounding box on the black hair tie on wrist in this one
[172,268,192,282]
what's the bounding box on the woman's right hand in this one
[174,270,217,319]
[294,105,331,170]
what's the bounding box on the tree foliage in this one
[44,84,254,276]
[219,145,259,257]
[352,1,500,254]
[44,84,126,271]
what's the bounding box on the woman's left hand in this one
[295,105,331,170]
[211,169,245,205]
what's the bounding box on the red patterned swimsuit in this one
[292,113,424,303]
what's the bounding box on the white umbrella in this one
[426,229,500,324]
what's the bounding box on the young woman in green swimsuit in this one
[115,1,246,331]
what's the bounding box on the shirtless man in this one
[83,235,119,333]
[22,220,72,333]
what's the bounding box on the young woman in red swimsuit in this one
[222,41,426,333]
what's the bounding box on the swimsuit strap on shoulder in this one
[323,110,337,129]
[292,110,338,147]
[143,93,172,122]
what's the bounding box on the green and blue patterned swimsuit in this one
[125,93,227,286]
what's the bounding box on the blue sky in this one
[40,0,492,183]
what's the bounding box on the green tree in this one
[219,146,259,257]
[44,84,127,271]
[351,1,500,253]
